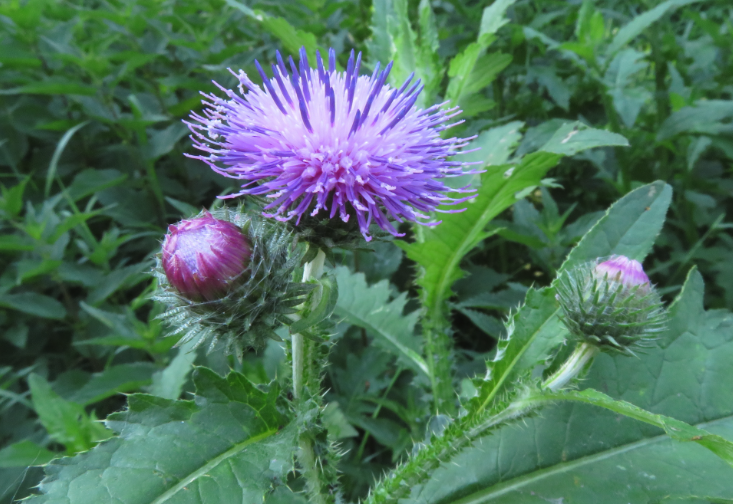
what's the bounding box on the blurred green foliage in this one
[1,0,732,502]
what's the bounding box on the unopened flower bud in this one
[555,255,666,356]
[162,212,251,302]
[154,207,309,355]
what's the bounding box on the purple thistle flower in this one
[186,47,478,241]
[594,255,651,291]
[162,212,252,302]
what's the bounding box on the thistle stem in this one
[291,248,330,504]
[292,248,326,400]
[542,342,599,392]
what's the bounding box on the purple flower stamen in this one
[186,47,480,241]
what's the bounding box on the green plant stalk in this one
[292,249,330,503]
[364,389,540,504]
[366,340,604,503]
[423,315,456,416]
[542,342,599,392]
[292,249,326,400]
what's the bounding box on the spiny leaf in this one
[27,368,298,504]
[402,268,733,504]
[333,266,427,375]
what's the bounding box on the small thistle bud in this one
[153,207,311,356]
[162,212,251,302]
[555,255,667,356]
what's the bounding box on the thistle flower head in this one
[162,212,251,302]
[556,256,667,356]
[187,47,477,241]
[154,207,310,356]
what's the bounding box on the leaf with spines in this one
[27,368,298,504]
[366,181,675,503]
[333,266,427,376]
[397,268,733,504]
[399,123,631,333]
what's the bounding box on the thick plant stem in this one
[542,342,599,392]
[292,249,329,504]
[292,249,326,400]
[424,319,456,416]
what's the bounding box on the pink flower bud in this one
[593,255,650,290]
[162,212,251,301]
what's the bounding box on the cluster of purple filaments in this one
[594,255,651,291]
[187,47,478,240]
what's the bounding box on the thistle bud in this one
[154,207,310,355]
[555,255,667,356]
[162,212,251,302]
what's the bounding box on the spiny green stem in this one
[292,249,331,503]
[366,344,604,503]
[363,392,540,504]
[542,342,599,392]
[292,249,326,399]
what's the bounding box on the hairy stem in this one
[292,249,330,504]
[292,249,326,399]
[364,391,541,504]
[542,342,599,392]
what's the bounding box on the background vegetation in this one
[1,0,732,501]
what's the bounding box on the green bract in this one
[153,207,311,356]
[555,258,667,356]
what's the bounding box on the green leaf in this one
[29,374,112,455]
[446,0,515,105]
[0,292,66,319]
[65,363,157,405]
[367,0,442,107]
[401,268,733,503]
[222,0,319,59]
[67,169,127,202]
[290,273,338,335]
[478,0,517,41]
[45,120,91,198]
[333,266,427,375]
[150,340,198,401]
[0,234,34,252]
[0,80,97,96]
[563,180,672,268]
[467,287,565,417]
[539,121,629,156]
[143,123,189,160]
[400,123,630,324]
[27,368,298,504]
[0,178,29,217]
[657,100,733,141]
[0,440,56,468]
[606,0,703,56]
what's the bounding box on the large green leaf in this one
[29,374,112,455]
[27,368,298,504]
[401,268,733,503]
[399,124,630,321]
[605,0,703,56]
[333,266,427,375]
